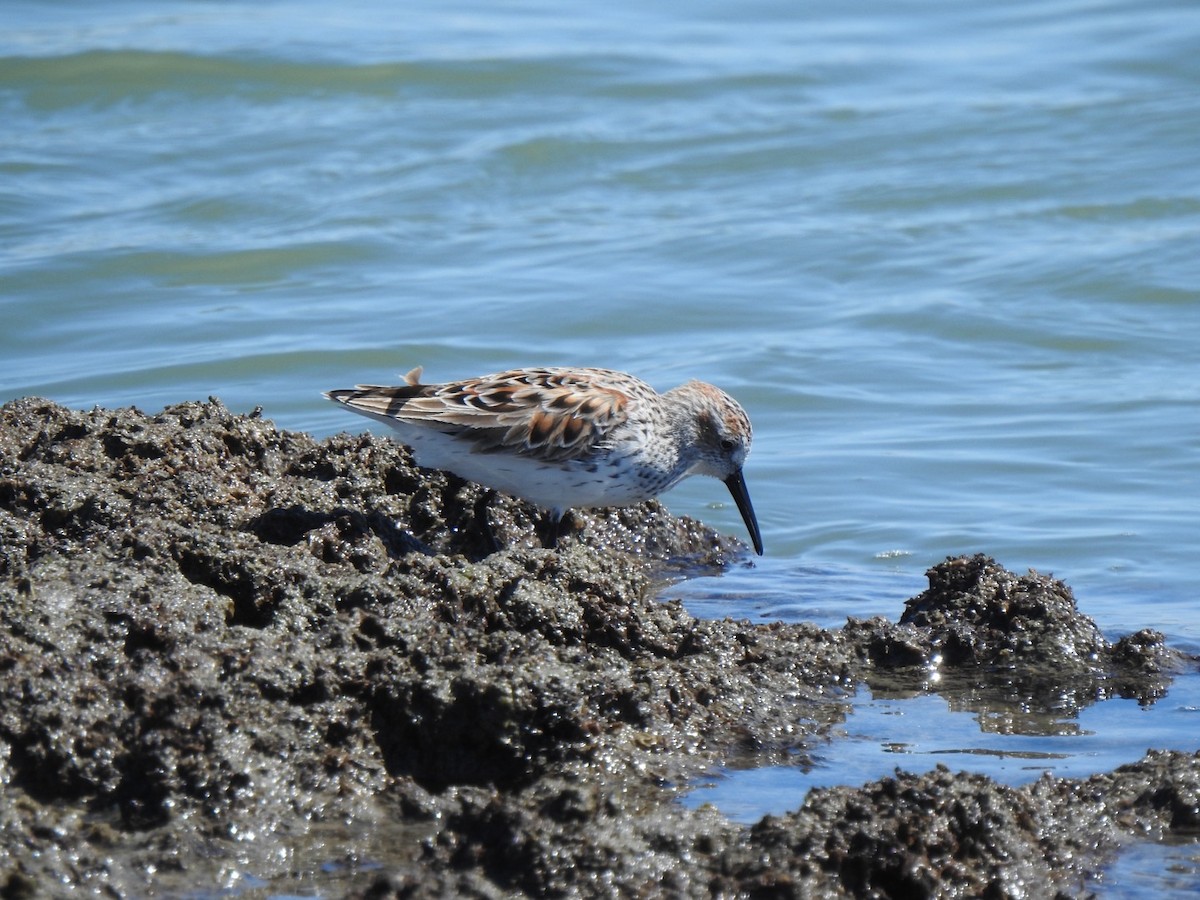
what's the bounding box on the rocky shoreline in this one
[1,397,1196,898]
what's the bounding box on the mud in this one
[0,397,1195,898]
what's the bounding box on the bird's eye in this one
[720,438,736,451]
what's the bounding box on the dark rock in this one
[0,397,1196,897]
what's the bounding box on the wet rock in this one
[0,398,1197,897]
[900,553,1111,668]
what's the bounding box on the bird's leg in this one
[473,489,502,554]
[539,508,565,550]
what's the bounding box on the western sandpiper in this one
[324,366,763,555]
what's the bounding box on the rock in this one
[0,397,1195,897]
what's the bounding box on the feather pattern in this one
[329,367,636,463]
[324,365,763,554]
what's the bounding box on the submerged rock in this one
[0,397,1195,897]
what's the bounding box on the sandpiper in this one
[324,366,763,555]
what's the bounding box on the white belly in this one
[398,427,652,512]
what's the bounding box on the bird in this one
[323,365,762,555]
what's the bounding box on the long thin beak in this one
[723,469,764,556]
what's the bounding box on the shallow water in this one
[1093,838,1200,899]
[4,0,1199,894]
[682,672,1200,822]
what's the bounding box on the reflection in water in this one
[684,668,1200,824]
[1092,838,1200,899]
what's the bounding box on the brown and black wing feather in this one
[325,367,635,463]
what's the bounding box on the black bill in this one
[723,468,764,556]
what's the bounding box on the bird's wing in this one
[326,367,638,463]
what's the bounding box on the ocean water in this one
[3,0,1199,892]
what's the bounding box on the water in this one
[683,676,1200,822]
[3,0,1199,893]
[1094,838,1200,898]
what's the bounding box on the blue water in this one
[684,676,1200,820]
[3,1,1199,893]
